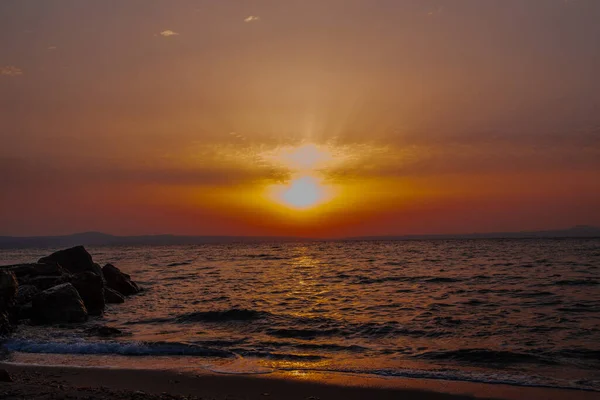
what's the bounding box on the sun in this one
[271,175,330,210]
[263,144,338,211]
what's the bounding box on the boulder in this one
[104,287,125,304]
[16,302,33,321]
[0,368,12,382]
[71,271,105,316]
[15,284,39,305]
[3,263,66,278]
[31,283,88,324]
[23,274,71,291]
[0,270,18,309]
[102,264,140,296]
[38,246,103,278]
[0,270,18,335]
[92,263,104,279]
[0,314,11,335]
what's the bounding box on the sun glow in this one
[264,144,338,210]
[270,175,333,210]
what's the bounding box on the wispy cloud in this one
[159,30,179,37]
[428,6,444,16]
[47,46,57,51]
[244,16,260,23]
[0,66,23,76]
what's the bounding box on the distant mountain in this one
[0,226,598,249]
[0,232,308,249]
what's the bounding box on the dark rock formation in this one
[16,302,33,320]
[22,274,71,291]
[3,263,67,278]
[31,283,88,324]
[15,284,39,305]
[0,368,12,382]
[0,270,18,307]
[71,271,105,316]
[104,287,125,304]
[1,246,139,332]
[102,264,140,296]
[38,246,103,278]
[0,270,18,335]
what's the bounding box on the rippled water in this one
[1,239,599,391]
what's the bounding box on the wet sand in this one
[1,362,598,400]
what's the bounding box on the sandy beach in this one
[1,362,598,400]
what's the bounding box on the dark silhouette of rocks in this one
[0,368,12,382]
[71,271,105,316]
[0,270,18,335]
[23,275,70,291]
[1,246,139,329]
[38,246,103,277]
[102,264,140,296]
[104,287,125,304]
[16,302,33,321]
[4,263,67,278]
[31,283,88,324]
[15,284,39,305]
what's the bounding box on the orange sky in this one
[1,1,599,237]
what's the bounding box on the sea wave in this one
[277,365,599,392]
[412,349,556,365]
[2,339,235,357]
[553,279,599,286]
[176,309,269,323]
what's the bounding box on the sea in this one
[1,239,599,392]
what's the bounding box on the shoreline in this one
[2,362,599,400]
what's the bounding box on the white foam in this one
[2,339,231,357]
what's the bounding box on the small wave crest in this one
[176,309,269,323]
[266,328,340,339]
[553,279,599,286]
[413,349,555,365]
[3,339,235,358]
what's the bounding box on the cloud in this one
[47,46,57,51]
[428,6,443,16]
[244,16,260,23]
[0,66,23,76]
[159,30,179,37]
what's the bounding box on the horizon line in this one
[1,224,599,241]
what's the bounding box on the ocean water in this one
[1,239,599,391]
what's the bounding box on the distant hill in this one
[0,226,598,249]
[0,232,307,249]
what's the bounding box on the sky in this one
[1,0,599,237]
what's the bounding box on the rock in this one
[16,302,33,320]
[31,283,88,324]
[0,368,12,382]
[104,287,125,304]
[85,325,125,337]
[0,314,12,336]
[92,263,104,279]
[22,275,71,291]
[2,263,66,278]
[38,246,103,278]
[0,270,18,336]
[71,271,105,316]
[0,270,18,309]
[102,264,140,296]
[15,284,39,305]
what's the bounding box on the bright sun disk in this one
[264,143,339,211]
